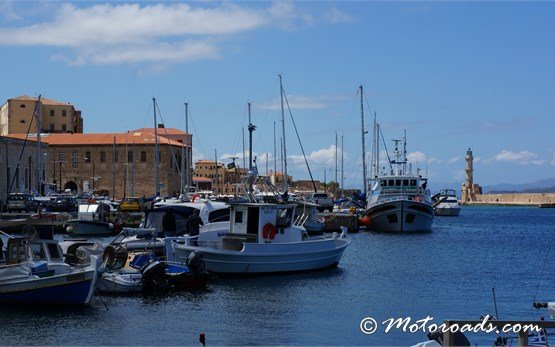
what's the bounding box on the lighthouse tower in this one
[461,148,474,202]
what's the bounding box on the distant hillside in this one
[484,177,555,193]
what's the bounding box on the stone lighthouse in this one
[461,147,481,203]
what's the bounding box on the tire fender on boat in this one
[262,223,277,240]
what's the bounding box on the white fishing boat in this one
[364,135,434,232]
[165,175,351,275]
[432,189,461,216]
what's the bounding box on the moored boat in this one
[66,203,114,236]
[433,189,461,216]
[0,233,98,305]
[165,175,351,275]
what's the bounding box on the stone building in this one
[8,127,192,199]
[0,136,50,201]
[193,159,249,195]
[0,95,83,136]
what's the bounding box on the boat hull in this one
[67,220,114,236]
[0,268,97,305]
[97,271,142,294]
[167,238,350,275]
[365,199,434,232]
[434,205,461,216]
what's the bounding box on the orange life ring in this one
[262,223,277,240]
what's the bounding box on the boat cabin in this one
[77,203,111,222]
[222,203,301,250]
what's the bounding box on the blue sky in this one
[0,1,554,190]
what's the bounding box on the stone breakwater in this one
[462,193,555,207]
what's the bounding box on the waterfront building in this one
[7,127,191,199]
[0,136,50,201]
[0,95,83,136]
[192,160,248,195]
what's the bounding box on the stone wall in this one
[463,193,555,206]
[48,143,186,199]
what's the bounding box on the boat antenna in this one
[359,85,368,197]
[248,102,256,171]
[403,129,407,174]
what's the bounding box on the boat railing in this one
[197,240,223,250]
[367,194,431,208]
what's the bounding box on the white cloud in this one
[493,150,545,165]
[290,145,346,167]
[325,7,353,24]
[0,2,316,66]
[447,156,461,164]
[257,94,348,111]
[551,153,555,166]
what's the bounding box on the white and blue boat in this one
[66,203,115,236]
[0,233,98,305]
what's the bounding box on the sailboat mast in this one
[360,85,367,197]
[335,132,338,195]
[35,95,42,194]
[273,121,277,176]
[341,135,344,198]
[153,98,160,195]
[279,74,288,192]
[181,102,188,195]
[112,135,116,199]
[248,102,254,170]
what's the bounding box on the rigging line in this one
[379,125,393,172]
[154,101,182,176]
[282,88,317,192]
[188,108,205,159]
[141,101,153,130]
[8,98,39,195]
[532,225,555,319]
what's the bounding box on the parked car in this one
[119,197,145,212]
[6,193,39,212]
[305,192,334,212]
[49,196,78,212]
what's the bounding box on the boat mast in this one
[214,149,219,195]
[273,121,277,177]
[185,102,190,192]
[360,85,367,197]
[335,132,338,196]
[279,74,288,192]
[341,135,344,198]
[248,102,255,170]
[403,129,407,174]
[35,95,42,194]
[112,135,116,199]
[153,98,160,196]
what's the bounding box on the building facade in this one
[0,136,49,201]
[0,95,83,136]
[9,127,192,199]
[193,160,249,195]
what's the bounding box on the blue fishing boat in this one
[0,233,98,305]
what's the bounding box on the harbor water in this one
[1,206,554,345]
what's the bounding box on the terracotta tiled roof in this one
[9,95,74,107]
[7,132,185,147]
[132,127,187,135]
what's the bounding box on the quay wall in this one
[463,193,555,206]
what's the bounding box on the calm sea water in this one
[1,206,554,346]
